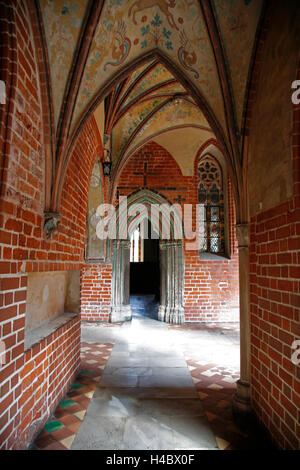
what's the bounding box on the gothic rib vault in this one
[0,0,300,452]
[33,0,265,222]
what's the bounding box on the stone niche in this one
[24,270,80,350]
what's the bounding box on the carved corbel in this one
[44,212,61,240]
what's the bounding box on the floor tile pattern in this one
[32,300,274,451]
[169,323,274,450]
[32,342,113,450]
[71,298,218,450]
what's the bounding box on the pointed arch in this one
[27,0,55,211]
[53,49,234,217]
[0,1,17,198]
[110,126,213,204]
[109,188,185,324]
[111,188,184,242]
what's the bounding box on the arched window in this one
[198,156,225,254]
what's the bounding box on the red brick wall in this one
[0,112,99,448]
[249,198,300,449]
[0,115,101,275]
[0,111,99,450]
[184,251,239,322]
[81,264,112,322]
[184,174,239,322]
[0,1,102,449]
[0,272,80,449]
[249,59,300,448]
[118,142,239,322]
[0,274,27,449]
[17,316,80,450]
[80,141,239,323]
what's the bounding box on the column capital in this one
[120,239,131,249]
[235,223,249,248]
[160,239,183,249]
[113,239,130,249]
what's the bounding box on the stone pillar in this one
[163,240,185,324]
[233,223,251,414]
[110,240,132,323]
[158,242,167,321]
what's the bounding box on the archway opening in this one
[130,219,160,320]
[130,219,160,296]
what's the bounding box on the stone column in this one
[164,240,185,324]
[158,242,167,321]
[110,240,132,323]
[233,223,251,414]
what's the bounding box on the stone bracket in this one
[44,212,61,240]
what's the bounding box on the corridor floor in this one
[32,295,274,450]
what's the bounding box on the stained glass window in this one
[198,157,225,254]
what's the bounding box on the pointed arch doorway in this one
[130,218,160,299]
[110,190,185,324]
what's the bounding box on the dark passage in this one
[130,220,160,300]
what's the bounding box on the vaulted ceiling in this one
[36,0,265,217]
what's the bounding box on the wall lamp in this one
[102,148,112,177]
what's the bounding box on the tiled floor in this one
[32,295,274,450]
[32,342,114,450]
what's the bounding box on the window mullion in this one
[206,199,211,253]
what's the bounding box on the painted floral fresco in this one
[112,96,167,163]
[213,0,263,127]
[122,60,154,91]
[121,98,211,161]
[72,0,224,133]
[86,159,106,261]
[40,0,89,128]
[124,63,179,103]
[38,0,264,142]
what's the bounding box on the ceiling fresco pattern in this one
[35,0,265,213]
[72,0,225,132]
[37,0,264,138]
[125,98,212,157]
[123,60,156,91]
[92,58,211,170]
[123,63,183,104]
[39,0,89,128]
[112,95,168,162]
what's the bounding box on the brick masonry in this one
[249,60,300,449]
[80,141,239,323]
[0,0,298,452]
[249,198,300,449]
[81,264,112,322]
[0,1,100,449]
[0,273,81,449]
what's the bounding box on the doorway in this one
[110,189,185,324]
[130,219,160,319]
